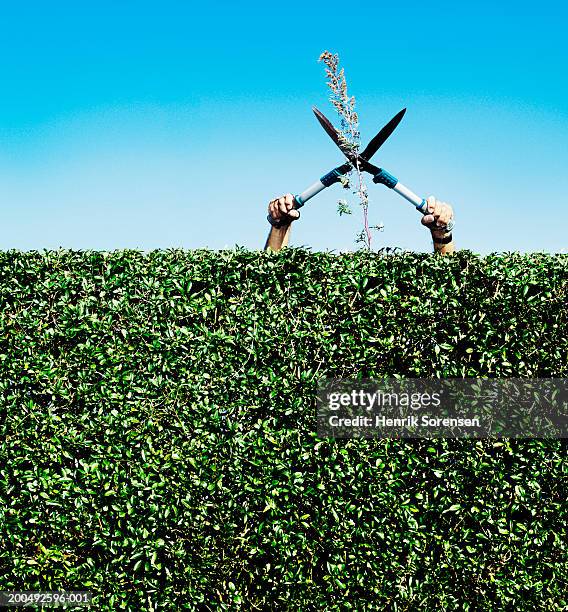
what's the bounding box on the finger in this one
[421,214,435,226]
[441,204,454,226]
[270,202,281,219]
[433,200,444,220]
[435,203,448,226]
[284,193,295,211]
[278,198,288,214]
[288,209,300,220]
[427,195,436,214]
[438,204,452,226]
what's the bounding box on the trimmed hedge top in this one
[0,249,566,610]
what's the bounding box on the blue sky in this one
[1,1,567,253]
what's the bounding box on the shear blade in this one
[312,106,356,162]
[312,106,405,173]
[359,108,406,161]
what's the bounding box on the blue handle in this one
[268,165,349,229]
[320,167,345,187]
[373,168,430,215]
[372,168,398,189]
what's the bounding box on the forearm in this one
[264,223,292,251]
[431,230,455,255]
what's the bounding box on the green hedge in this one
[0,249,566,610]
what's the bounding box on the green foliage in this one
[0,249,566,610]
[337,200,352,216]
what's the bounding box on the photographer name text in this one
[328,415,481,428]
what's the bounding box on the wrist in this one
[267,214,291,229]
[431,229,453,244]
[432,231,455,254]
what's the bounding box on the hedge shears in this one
[312,107,432,215]
[269,107,434,227]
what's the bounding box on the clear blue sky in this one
[1,0,567,253]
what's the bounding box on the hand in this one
[421,196,454,237]
[268,194,300,227]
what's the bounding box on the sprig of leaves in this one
[319,51,382,249]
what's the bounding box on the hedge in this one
[0,249,566,610]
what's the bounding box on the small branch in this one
[318,51,377,250]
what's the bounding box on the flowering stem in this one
[319,50,376,250]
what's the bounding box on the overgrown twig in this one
[319,51,381,249]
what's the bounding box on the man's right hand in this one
[420,195,455,254]
[268,194,300,227]
[421,195,453,234]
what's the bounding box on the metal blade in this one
[312,107,357,162]
[312,107,379,174]
[359,108,406,161]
